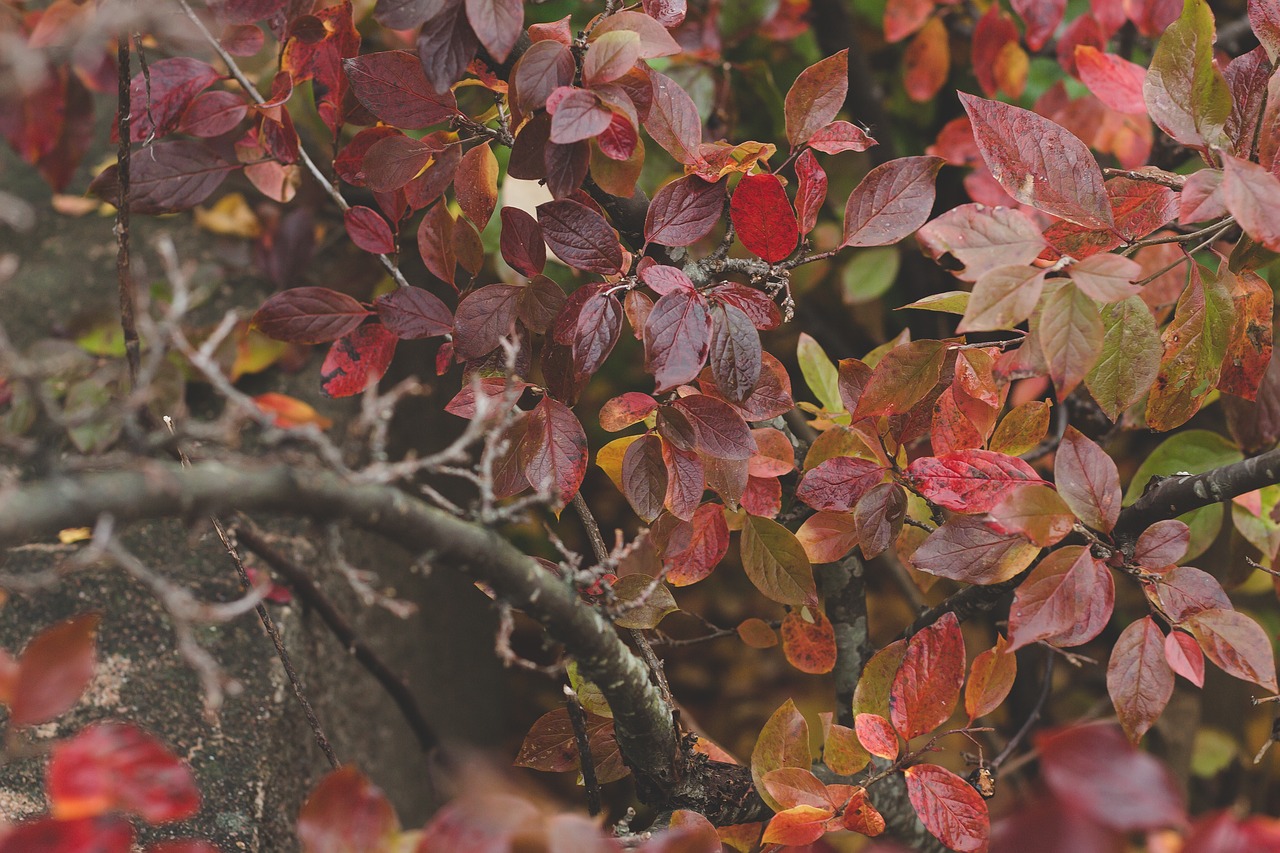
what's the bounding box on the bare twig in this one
[115,30,140,386]
[565,684,602,816]
[990,649,1055,772]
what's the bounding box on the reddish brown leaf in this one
[128,57,220,143]
[854,713,899,760]
[660,443,704,520]
[784,50,848,148]
[343,206,396,254]
[750,699,812,813]
[891,612,965,740]
[343,50,457,127]
[884,0,933,42]
[180,90,248,138]
[960,93,1114,230]
[1054,426,1121,532]
[1220,268,1274,400]
[796,456,886,513]
[417,0,479,95]
[1184,608,1278,691]
[499,207,546,277]
[904,763,990,852]
[511,40,574,113]
[514,708,627,782]
[972,6,1020,98]
[1134,520,1190,569]
[519,397,589,506]
[252,287,370,345]
[854,482,907,559]
[965,635,1016,722]
[780,607,837,674]
[841,156,944,247]
[1107,617,1174,743]
[362,135,435,193]
[908,450,1044,514]
[453,283,521,360]
[645,290,712,392]
[537,199,623,274]
[320,324,398,398]
[1067,253,1141,302]
[730,173,798,264]
[1164,630,1205,686]
[671,394,754,460]
[95,140,236,214]
[548,86,614,144]
[517,275,564,333]
[663,501,727,582]
[374,286,451,339]
[622,434,667,522]
[465,0,522,62]
[644,70,703,165]
[708,282,782,330]
[1039,281,1104,401]
[794,149,827,236]
[48,722,199,824]
[738,617,778,649]
[569,289,624,379]
[709,304,762,404]
[644,175,726,247]
[417,201,457,287]
[796,510,860,564]
[911,515,1040,585]
[280,3,360,134]
[839,787,886,837]
[1008,546,1115,650]
[1153,565,1233,622]
[9,614,99,728]
[988,400,1052,457]
[455,141,498,227]
[852,340,947,420]
[583,30,641,86]
[640,264,694,295]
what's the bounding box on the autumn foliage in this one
[7,0,1280,851]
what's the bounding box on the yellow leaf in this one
[58,527,92,544]
[194,192,262,238]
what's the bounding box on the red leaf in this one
[1134,520,1190,569]
[903,763,990,853]
[644,71,703,165]
[128,57,221,143]
[1074,46,1147,114]
[794,149,827,236]
[417,201,457,287]
[1007,546,1115,650]
[519,397,589,507]
[663,501,728,583]
[622,434,667,522]
[592,10,681,56]
[568,289,623,379]
[1054,426,1121,532]
[730,173,798,264]
[852,340,947,420]
[640,264,695,295]
[9,614,99,728]
[884,0,934,42]
[709,304,762,404]
[839,787,886,837]
[908,450,1044,514]
[780,608,837,674]
[841,156,944,247]
[0,816,133,853]
[796,510,860,564]
[960,93,1114,230]
[761,806,832,846]
[854,713,899,760]
[1038,723,1185,831]
[761,767,831,811]
[511,40,575,113]
[48,723,200,824]
[806,120,877,154]
[374,286,452,340]
[93,140,235,214]
[708,282,783,330]
[548,86,614,143]
[320,324,398,398]
[918,203,1048,282]
[280,2,360,134]
[785,50,848,148]
[453,283,521,360]
[1219,269,1273,400]
[343,50,457,127]
[517,276,564,334]
[362,135,435,193]
[600,392,658,432]
[1252,0,1280,61]
[644,175,726,247]
[499,207,546,276]
[1107,617,1174,743]
[965,635,1016,722]
[1223,155,1280,252]
[642,0,686,28]
[671,394,754,460]
[1184,608,1279,691]
[297,766,399,853]
[796,457,886,513]
[1153,565,1232,622]
[911,515,1039,585]
[344,206,396,254]
[1067,253,1142,302]
[251,288,369,345]
[417,0,479,95]
[537,199,623,274]
[742,474,781,517]
[465,0,522,62]
[1164,630,1205,687]
[890,612,966,740]
[180,90,249,138]
[644,290,712,392]
[987,484,1075,547]
[854,482,908,559]
[1011,0,1065,51]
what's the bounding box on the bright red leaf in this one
[903,763,990,853]
[890,612,966,740]
[320,324,398,398]
[730,173,798,264]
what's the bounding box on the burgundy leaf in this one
[343,50,457,127]
[374,286,452,339]
[465,0,522,63]
[99,140,235,214]
[671,394,754,460]
[796,457,886,513]
[841,156,944,247]
[363,135,436,193]
[784,50,849,148]
[417,201,457,287]
[1054,426,1121,532]
[453,283,522,360]
[417,0,479,95]
[570,290,624,378]
[253,287,370,344]
[179,90,248,137]
[709,304,762,403]
[344,206,396,254]
[1008,546,1115,650]
[519,397,589,506]
[1107,617,1174,742]
[794,150,827,236]
[128,57,221,143]
[549,87,615,144]
[622,434,668,522]
[644,289,712,392]
[911,515,1040,585]
[536,199,623,274]
[499,207,547,276]
[512,40,575,113]
[644,70,702,165]
[644,175,726,247]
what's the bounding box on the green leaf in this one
[1086,296,1161,421]
[900,291,970,314]
[610,574,678,629]
[1037,280,1103,401]
[797,333,843,413]
[740,515,818,605]
[1146,264,1236,432]
[841,246,900,305]
[751,699,812,813]
[1143,0,1231,150]
[1126,429,1243,560]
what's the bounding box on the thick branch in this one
[1114,445,1280,546]
[0,463,763,820]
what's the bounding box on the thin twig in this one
[565,684,602,816]
[115,33,140,386]
[234,522,441,756]
[990,649,1055,771]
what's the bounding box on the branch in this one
[1114,444,1280,546]
[900,568,1033,641]
[0,463,766,821]
[821,553,869,729]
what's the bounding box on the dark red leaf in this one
[795,457,886,513]
[47,722,200,824]
[731,173,799,263]
[320,324,398,398]
[179,90,248,137]
[918,203,1048,282]
[519,397,589,506]
[465,0,522,63]
[1153,565,1232,622]
[453,283,522,360]
[890,612,966,740]
[512,40,575,113]
[1107,617,1174,743]
[297,766,399,852]
[570,290,624,379]
[1054,426,1121,532]
[671,394,754,460]
[344,50,457,128]
[1011,0,1065,50]
[1252,0,1280,61]
[794,149,827,236]
[516,275,564,334]
[644,175,726,247]
[1134,520,1190,569]
[1184,608,1279,691]
[911,515,1040,584]
[784,50,849,148]
[907,449,1044,514]
[9,614,99,728]
[499,207,546,276]
[842,156,944,248]
[1008,546,1115,650]
[854,482,908,559]
[544,139,591,199]
[709,304,762,404]
[965,636,1016,722]
[417,201,457,287]
[0,816,133,853]
[852,340,947,420]
[252,287,370,344]
[622,434,668,522]
[374,286,452,339]
[1075,46,1147,114]
[279,3,360,134]
[344,206,396,254]
[640,264,694,295]
[95,140,235,214]
[128,57,221,143]
[416,0,479,95]
[1038,723,1185,831]
[371,0,439,29]
[536,199,623,274]
[644,70,703,165]
[661,501,728,582]
[213,0,288,24]
[645,290,712,392]
[360,135,435,193]
[903,763,990,852]
[548,86,614,143]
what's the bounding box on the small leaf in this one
[795,150,827,236]
[911,516,1040,585]
[738,617,778,649]
[918,204,1048,282]
[374,286,452,339]
[709,304,762,403]
[903,763,990,853]
[741,516,817,606]
[796,457,886,513]
[671,394,754,460]
[1075,46,1148,114]
[644,175,727,247]
[519,397,589,507]
[854,482,908,559]
[965,635,1017,722]
[796,510,860,564]
[536,199,623,274]
[780,607,837,674]
[583,30,641,85]
[1164,630,1205,686]
[320,325,398,398]
[611,574,677,629]
[344,206,396,255]
[644,290,712,392]
[622,434,667,522]
[751,699,812,813]
[1087,296,1162,421]
[909,450,1044,514]
[854,713,899,760]
[252,287,370,345]
[890,612,966,740]
[343,50,457,127]
[1184,608,1278,692]
[761,806,832,846]
[852,340,947,420]
[785,50,849,148]
[453,283,521,360]
[1134,520,1191,568]
[989,400,1052,456]
[987,484,1075,547]
[1107,617,1174,743]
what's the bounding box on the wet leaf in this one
[890,612,966,740]
[1107,617,1174,743]
[1008,546,1115,650]
[780,607,837,674]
